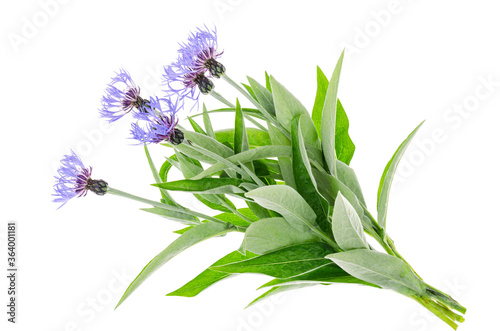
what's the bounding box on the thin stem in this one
[412,296,458,330]
[426,284,467,314]
[107,187,245,232]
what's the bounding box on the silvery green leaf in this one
[270,75,320,148]
[321,50,344,177]
[377,121,424,230]
[202,104,215,138]
[325,249,426,296]
[243,217,319,254]
[245,185,318,232]
[268,124,295,188]
[211,243,334,278]
[116,222,235,308]
[336,160,366,207]
[332,193,370,251]
[247,76,275,116]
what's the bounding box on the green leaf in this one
[141,207,201,226]
[144,145,177,206]
[183,131,234,158]
[336,100,355,165]
[336,160,366,207]
[193,194,233,213]
[245,185,318,232]
[159,157,174,183]
[243,217,319,254]
[312,169,378,235]
[116,222,235,308]
[270,75,320,148]
[173,226,195,235]
[268,124,295,188]
[191,107,267,121]
[247,76,275,116]
[325,249,426,295]
[211,243,335,278]
[155,178,247,194]
[192,145,293,179]
[332,193,370,251]
[215,128,271,148]
[311,66,330,137]
[291,115,331,236]
[265,71,272,92]
[167,250,258,297]
[247,284,314,308]
[234,99,249,154]
[259,263,378,288]
[188,117,206,135]
[377,121,425,229]
[214,212,252,227]
[242,83,257,100]
[176,151,203,178]
[321,50,345,177]
[202,104,215,138]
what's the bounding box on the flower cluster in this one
[55,25,224,206]
[163,25,225,108]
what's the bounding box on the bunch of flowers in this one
[53,25,466,329]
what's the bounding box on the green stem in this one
[412,296,458,330]
[107,187,245,232]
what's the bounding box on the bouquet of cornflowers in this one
[53,26,466,329]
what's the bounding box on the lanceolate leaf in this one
[141,207,201,226]
[270,75,320,148]
[234,99,250,155]
[321,50,345,177]
[188,116,206,135]
[335,100,355,165]
[167,250,258,297]
[116,222,235,308]
[247,76,276,116]
[247,284,315,308]
[215,128,271,148]
[211,243,335,278]
[245,185,318,232]
[243,217,319,254]
[331,193,370,251]
[291,115,331,236]
[155,178,247,194]
[192,145,293,179]
[183,131,234,159]
[377,121,425,230]
[336,160,366,207]
[202,104,215,138]
[326,250,426,296]
[268,124,295,188]
[259,263,378,288]
[311,66,330,137]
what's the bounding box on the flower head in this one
[100,69,146,122]
[131,97,183,144]
[163,26,224,109]
[53,151,108,208]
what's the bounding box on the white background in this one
[1,0,499,330]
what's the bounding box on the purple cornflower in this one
[100,69,146,122]
[163,26,225,107]
[131,97,184,144]
[53,151,108,208]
